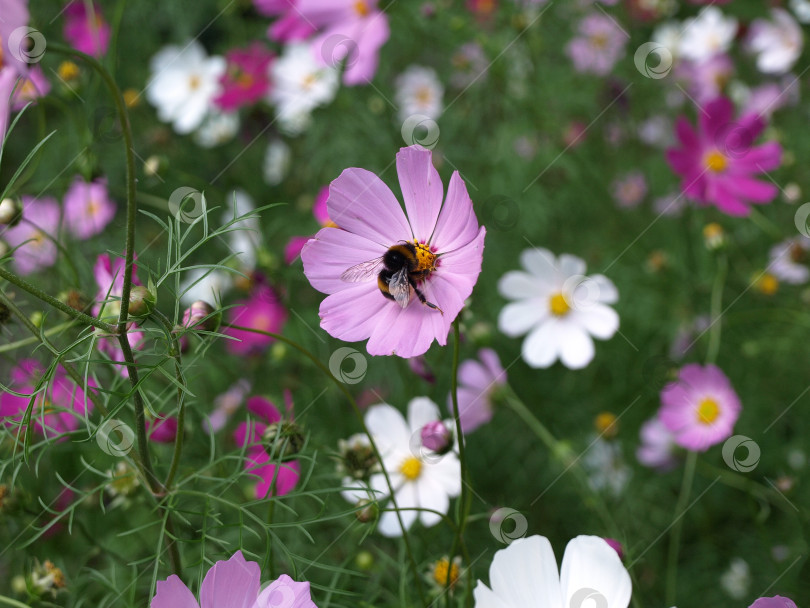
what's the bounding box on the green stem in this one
[0,595,31,608]
[665,450,697,605]
[0,267,116,333]
[0,320,76,353]
[706,254,727,365]
[748,208,783,240]
[223,324,427,606]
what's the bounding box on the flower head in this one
[63,2,110,57]
[3,196,61,275]
[0,0,30,75]
[473,535,631,608]
[769,236,810,285]
[565,13,627,76]
[151,550,317,608]
[666,97,782,216]
[302,146,485,358]
[395,65,443,122]
[749,597,798,608]
[678,7,737,62]
[611,171,647,209]
[450,348,506,434]
[636,416,680,471]
[224,284,288,355]
[747,9,802,75]
[659,363,741,451]
[63,176,116,239]
[214,43,274,111]
[10,66,50,110]
[498,249,619,369]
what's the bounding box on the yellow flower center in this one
[696,398,720,425]
[432,558,460,587]
[549,292,570,317]
[58,61,80,81]
[591,33,609,49]
[415,86,433,106]
[399,456,422,481]
[302,73,317,90]
[123,88,140,108]
[595,412,618,437]
[354,0,370,16]
[757,272,779,295]
[704,150,728,173]
[413,240,438,273]
[188,74,201,91]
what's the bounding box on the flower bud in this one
[355,499,378,523]
[182,300,221,332]
[0,198,22,226]
[420,420,452,455]
[262,421,304,461]
[355,550,374,570]
[338,434,378,479]
[603,538,624,560]
[58,289,91,313]
[143,155,167,177]
[127,286,156,318]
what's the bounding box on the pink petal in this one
[700,97,734,140]
[342,12,389,85]
[151,574,199,608]
[247,396,281,425]
[255,574,317,608]
[396,146,444,242]
[301,227,386,295]
[319,283,391,343]
[724,176,778,203]
[674,116,699,149]
[249,449,301,497]
[200,551,261,608]
[326,167,412,246]
[708,179,751,216]
[431,172,481,253]
[732,141,782,173]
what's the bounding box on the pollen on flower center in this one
[354,0,370,16]
[704,150,728,173]
[415,86,433,105]
[399,456,422,481]
[188,74,201,91]
[549,292,571,317]
[696,398,720,425]
[413,240,438,273]
[432,558,460,587]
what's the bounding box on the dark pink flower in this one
[63,176,116,238]
[63,2,110,57]
[151,550,317,608]
[213,43,274,112]
[146,416,178,443]
[285,186,333,264]
[301,146,486,358]
[256,0,317,41]
[666,97,782,216]
[3,195,61,275]
[233,396,300,498]
[0,359,96,439]
[224,284,288,355]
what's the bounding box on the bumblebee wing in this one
[341,257,385,282]
[388,267,412,308]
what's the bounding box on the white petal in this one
[366,404,410,455]
[488,536,563,608]
[519,248,557,283]
[498,300,545,337]
[416,477,449,528]
[498,270,542,300]
[589,274,619,304]
[521,319,561,368]
[377,507,417,537]
[473,581,513,608]
[558,324,595,370]
[571,304,619,340]
[557,254,586,279]
[559,536,632,608]
[407,397,440,434]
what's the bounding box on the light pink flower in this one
[636,416,679,471]
[224,284,288,355]
[63,176,116,238]
[0,68,17,143]
[659,364,741,452]
[214,43,274,112]
[611,171,648,209]
[204,379,251,434]
[10,65,50,110]
[769,236,810,285]
[749,597,798,608]
[2,195,61,275]
[0,0,31,75]
[233,396,300,498]
[676,54,734,105]
[256,0,318,41]
[565,13,627,76]
[285,186,333,264]
[151,550,317,608]
[301,146,486,358]
[63,2,110,57]
[666,97,782,216]
[146,416,178,443]
[449,348,506,434]
[0,359,95,439]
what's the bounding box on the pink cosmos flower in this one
[63,2,110,57]
[224,284,288,355]
[214,43,274,112]
[63,176,116,239]
[2,195,61,275]
[666,97,782,216]
[301,146,486,358]
[146,416,178,443]
[676,54,734,105]
[285,186,333,264]
[0,359,95,439]
[636,416,679,471]
[151,550,317,608]
[659,364,741,452]
[255,0,318,41]
[450,348,506,434]
[749,597,798,608]
[565,13,627,76]
[0,68,17,143]
[611,171,648,209]
[10,66,50,110]
[0,0,31,75]
[204,379,251,434]
[233,396,300,498]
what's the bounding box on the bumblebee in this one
[341,241,443,313]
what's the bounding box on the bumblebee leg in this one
[410,278,443,315]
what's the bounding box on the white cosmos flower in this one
[179,267,231,306]
[498,249,619,369]
[791,0,810,23]
[223,189,261,270]
[359,397,461,537]
[652,21,682,61]
[473,535,632,608]
[747,8,803,74]
[678,7,737,62]
[146,41,225,134]
[263,138,291,186]
[769,236,810,285]
[395,65,444,122]
[193,110,240,148]
[269,43,339,136]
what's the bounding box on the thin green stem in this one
[0,320,76,353]
[224,324,427,606]
[706,254,727,365]
[665,450,697,605]
[0,267,116,333]
[748,208,783,240]
[0,595,31,608]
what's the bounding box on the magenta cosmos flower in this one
[450,348,507,434]
[749,597,797,608]
[666,97,782,216]
[214,43,274,112]
[151,550,317,608]
[224,284,288,355]
[0,0,30,76]
[255,0,317,41]
[0,359,96,439]
[659,364,741,452]
[285,185,333,264]
[63,2,111,57]
[234,396,300,498]
[3,195,61,275]
[301,146,486,358]
[63,176,116,239]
